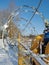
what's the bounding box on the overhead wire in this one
[22,0,43,31]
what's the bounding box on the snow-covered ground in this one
[0,39,18,65]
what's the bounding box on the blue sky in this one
[0,0,49,36]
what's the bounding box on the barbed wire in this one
[6,0,45,36]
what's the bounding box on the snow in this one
[0,39,18,65]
